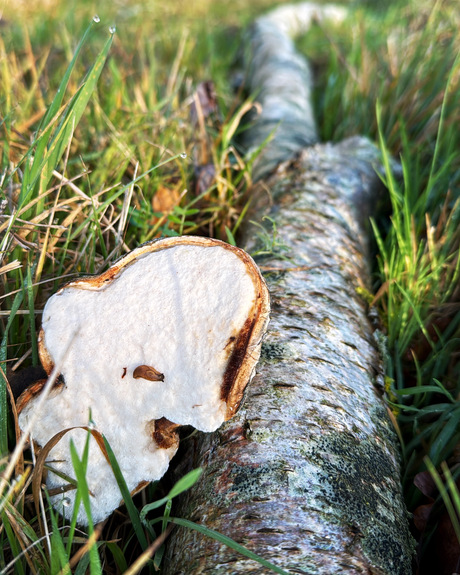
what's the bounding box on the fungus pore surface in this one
[18,237,269,524]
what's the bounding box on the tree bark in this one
[162,4,413,574]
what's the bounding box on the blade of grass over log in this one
[138,468,202,568]
[140,468,203,520]
[147,516,290,575]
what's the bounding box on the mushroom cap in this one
[18,237,269,524]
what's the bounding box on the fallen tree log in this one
[162,4,414,574]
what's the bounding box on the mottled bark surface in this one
[162,137,413,574]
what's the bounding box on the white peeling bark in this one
[162,4,413,575]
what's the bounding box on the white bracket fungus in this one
[17,236,270,524]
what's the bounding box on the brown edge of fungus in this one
[38,327,54,375]
[130,480,150,497]
[220,247,270,420]
[221,315,255,404]
[16,376,65,415]
[16,379,49,414]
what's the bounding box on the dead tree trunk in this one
[162,4,413,574]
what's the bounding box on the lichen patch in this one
[288,432,414,575]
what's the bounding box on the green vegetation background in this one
[1,0,459,572]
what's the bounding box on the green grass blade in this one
[432,379,457,401]
[102,435,148,551]
[20,27,114,207]
[394,281,435,354]
[415,404,453,417]
[1,512,26,575]
[69,440,102,574]
[426,49,460,195]
[140,494,170,517]
[429,410,460,465]
[395,386,455,400]
[1,498,50,573]
[375,100,403,223]
[0,286,25,458]
[47,33,114,187]
[40,18,99,131]
[26,262,39,365]
[162,517,291,575]
[0,371,8,462]
[141,468,203,519]
[441,461,460,544]
[167,468,202,499]
[162,499,172,534]
[225,226,237,246]
[425,458,460,544]
[46,497,71,573]
[20,17,100,203]
[106,541,128,572]
[74,554,91,575]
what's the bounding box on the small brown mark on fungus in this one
[133,365,164,382]
[151,417,180,449]
[121,367,127,379]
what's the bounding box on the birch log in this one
[162,4,413,574]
